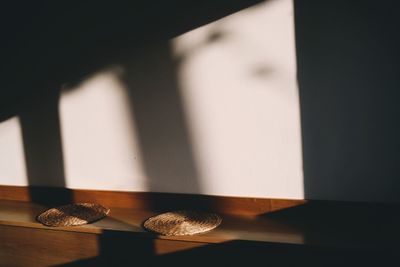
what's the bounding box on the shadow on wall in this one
[19,90,71,205]
[120,44,202,194]
[0,1,263,202]
[295,0,400,202]
[3,0,399,204]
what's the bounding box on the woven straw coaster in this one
[37,203,110,227]
[143,210,222,236]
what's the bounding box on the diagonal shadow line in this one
[120,42,202,203]
[19,90,72,206]
[2,0,266,208]
[1,1,268,264]
[107,0,267,210]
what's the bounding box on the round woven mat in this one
[143,210,222,236]
[37,203,110,227]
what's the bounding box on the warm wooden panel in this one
[4,199,400,248]
[0,224,213,266]
[0,200,305,245]
[270,199,307,212]
[1,198,400,267]
[0,186,30,202]
[2,186,400,256]
[0,225,99,267]
[153,239,208,255]
[0,185,306,216]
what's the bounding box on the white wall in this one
[169,0,303,197]
[0,0,304,199]
[0,117,26,185]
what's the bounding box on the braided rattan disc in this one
[143,210,222,236]
[37,203,110,227]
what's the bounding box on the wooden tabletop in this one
[1,199,400,249]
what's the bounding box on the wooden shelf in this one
[1,186,400,266]
[1,199,400,248]
[2,199,400,266]
[0,200,304,245]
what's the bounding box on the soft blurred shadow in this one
[19,90,71,205]
[0,0,264,204]
[120,43,202,195]
[1,0,268,264]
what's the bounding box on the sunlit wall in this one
[0,117,27,185]
[0,0,303,198]
[170,0,303,197]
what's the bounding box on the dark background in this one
[295,0,400,202]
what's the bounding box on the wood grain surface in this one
[1,186,399,266]
[0,185,306,216]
